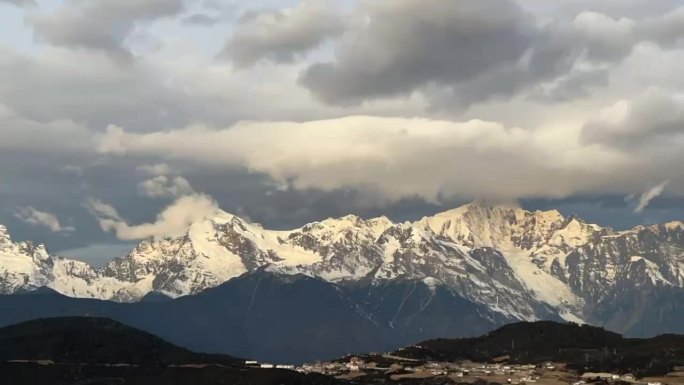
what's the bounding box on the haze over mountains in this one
[1,201,683,346]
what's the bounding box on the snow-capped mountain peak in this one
[418,202,574,250]
[0,226,53,294]
[1,201,683,327]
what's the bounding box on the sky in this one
[1,0,684,266]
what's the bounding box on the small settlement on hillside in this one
[248,358,684,385]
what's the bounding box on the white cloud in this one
[98,115,638,202]
[135,163,196,199]
[138,175,195,199]
[137,163,172,176]
[83,197,124,222]
[97,125,128,155]
[634,179,671,213]
[13,207,74,233]
[86,194,221,240]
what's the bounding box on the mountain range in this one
[1,201,683,361]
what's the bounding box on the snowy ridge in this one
[1,202,683,324]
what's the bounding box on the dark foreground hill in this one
[0,269,505,363]
[0,363,350,385]
[0,317,350,385]
[0,317,238,366]
[393,321,684,376]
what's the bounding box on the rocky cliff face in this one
[1,202,683,333]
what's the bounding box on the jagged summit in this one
[418,201,588,254]
[1,200,683,328]
[659,220,684,231]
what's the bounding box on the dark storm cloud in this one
[0,48,194,132]
[29,0,186,58]
[221,0,344,68]
[299,0,684,108]
[300,0,537,106]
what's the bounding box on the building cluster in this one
[454,362,545,383]
[296,357,369,375]
[246,357,679,385]
[294,357,557,380]
[575,373,662,385]
[244,360,294,370]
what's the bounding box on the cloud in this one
[0,0,35,7]
[300,0,536,106]
[222,0,345,67]
[0,103,95,153]
[299,1,684,108]
[138,175,195,199]
[640,6,684,46]
[86,194,221,240]
[13,207,74,233]
[581,88,684,148]
[0,47,191,132]
[97,125,128,154]
[135,163,196,199]
[634,180,671,213]
[84,197,124,223]
[4,0,684,249]
[572,7,684,61]
[181,13,222,26]
[137,163,172,176]
[28,0,186,57]
[98,115,637,202]
[533,66,610,102]
[572,12,637,61]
